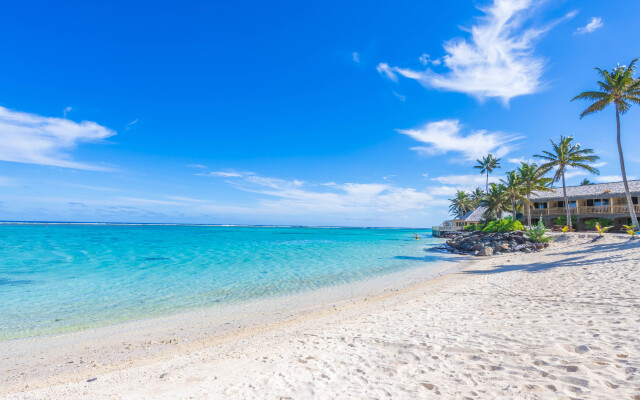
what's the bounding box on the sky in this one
[0,0,639,227]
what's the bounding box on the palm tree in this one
[500,171,527,220]
[580,178,592,186]
[517,163,553,227]
[473,154,501,191]
[572,58,640,230]
[469,187,485,208]
[449,190,472,218]
[535,136,600,229]
[480,183,510,220]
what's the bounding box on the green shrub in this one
[554,215,577,226]
[525,220,552,243]
[482,217,524,233]
[463,225,477,231]
[584,218,613,230]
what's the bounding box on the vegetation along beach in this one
[1,1,639,399]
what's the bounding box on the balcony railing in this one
[530,204,640,216]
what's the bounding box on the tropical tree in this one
[469,187,485,208]
[500,171,527,221]
[449,190,472,218]
[535,136,600,229]
[580,178,592,186]
[572,58,640,230]
[473,154,501,192]
[480,183,510,220]
[517,163,553,227]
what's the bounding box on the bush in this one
[482,217,524,233]
[463,224,477,231]
[554,215,577,226]
[584,218,613,230]
[525,220,552,243]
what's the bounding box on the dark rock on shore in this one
[435,230,548,257]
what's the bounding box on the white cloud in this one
[377,0,571,103]
[430,174,501,187]
[63,107,73,118]
[508,156,535,164]
[198,171,249,178]
[186,164,208,169]
[352,52,360,63]
[376,63,398,82]
[575,17,603,35]
[117,197,189,206]
[419,53,441,66]
[0,106,115,170]
[397,119,519,160]
[204,172,439,216]
[594,175,637,183]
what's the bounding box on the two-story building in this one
[529,180,640,230]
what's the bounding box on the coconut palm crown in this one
[534,136,600,228]
[448,190,473,218]
[500,171,528,221]
[480,183,510,220]
[572,58,640,229]
[473,154,501,192]
[517,163,553,227]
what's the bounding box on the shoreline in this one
[3,233,639,398]
[1,250,468,394]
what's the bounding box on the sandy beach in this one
[2,233,639,399]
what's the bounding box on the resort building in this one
[433,180,640,235]
[529,179,640,230]
[432,207,487,236]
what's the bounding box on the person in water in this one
[413,233,420,240]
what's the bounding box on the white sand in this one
[2,233,639,399]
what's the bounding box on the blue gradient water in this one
[0,225,444,340]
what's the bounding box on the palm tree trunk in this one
[616,103,640,230]
[485,171,489,192]
[562,169,571,228]
[527,194,531,227]
[512,198,516,221]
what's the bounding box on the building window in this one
[586,199,594,207]
[633,197,639,205]
[568,201,577,208]
[594,199,610,207]
[557,201,564,208]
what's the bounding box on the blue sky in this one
[0,0,638,227]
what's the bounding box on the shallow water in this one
[0,224,445,340]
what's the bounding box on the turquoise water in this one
[0,224,445,340]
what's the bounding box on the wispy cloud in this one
[63,107,73,118]
[392,91,406,101]
[377,0,573,103]
[594,175,637,183]
[0,176,16,186]
[186,164,208,169]
[575,17,603,35]
[397,119,519,161]
[352,52,360,63]
[197,170,250,178]
[0,106,115,170]
[125,119,138,130]
[201,171,442,217]
[431,174,501,187]
[507,156,535,164]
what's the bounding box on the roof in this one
[531,180,640,202]
[461,206,488,222]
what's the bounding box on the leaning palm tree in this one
[535,136,600,229]
[469,187,485,208]
[448,190,472,218]
[517,163,553,227]
[572,58,640,230]
[474,154,501,191]
[480,183,510,220]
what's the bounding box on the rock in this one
[471,243,484,251]
[87,378,97,383]
[475,246,493,256]
[535,243,545,250]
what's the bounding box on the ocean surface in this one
[0,224,446,340]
